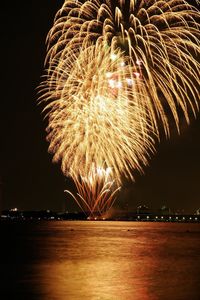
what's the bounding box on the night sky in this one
[1,1,200,213]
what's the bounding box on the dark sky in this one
[1,1,200,213]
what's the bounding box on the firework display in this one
[39,0,200,215]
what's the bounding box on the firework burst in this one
[40,43,154,183]
[39,0,200,215]
[65,164,121,216]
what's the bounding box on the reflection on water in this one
[1,221,200,299]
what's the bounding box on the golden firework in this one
[39,0,200,214]
[65,164,121,217]
[40,44,154,183]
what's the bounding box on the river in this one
[1,221,200,299]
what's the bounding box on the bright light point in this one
[10,208,18,211]
[116,81,122,89]
[126,78,134,86]
[108,79,122,89]
[94,95,108,111]
[106,72,112,78]
[110,53,117,61]
[97,167,103,176]
[120,61,125,67]
[108,79,116,88]
[134,72,140,78]
[106,167,112,175]
[136,60,142,65]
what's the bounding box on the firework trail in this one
[65,164,121,216]
[39,0,200,215]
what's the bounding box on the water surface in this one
[1,221,200,299]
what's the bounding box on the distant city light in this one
[10,208,18,211]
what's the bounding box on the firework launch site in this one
[1,207,200,223]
